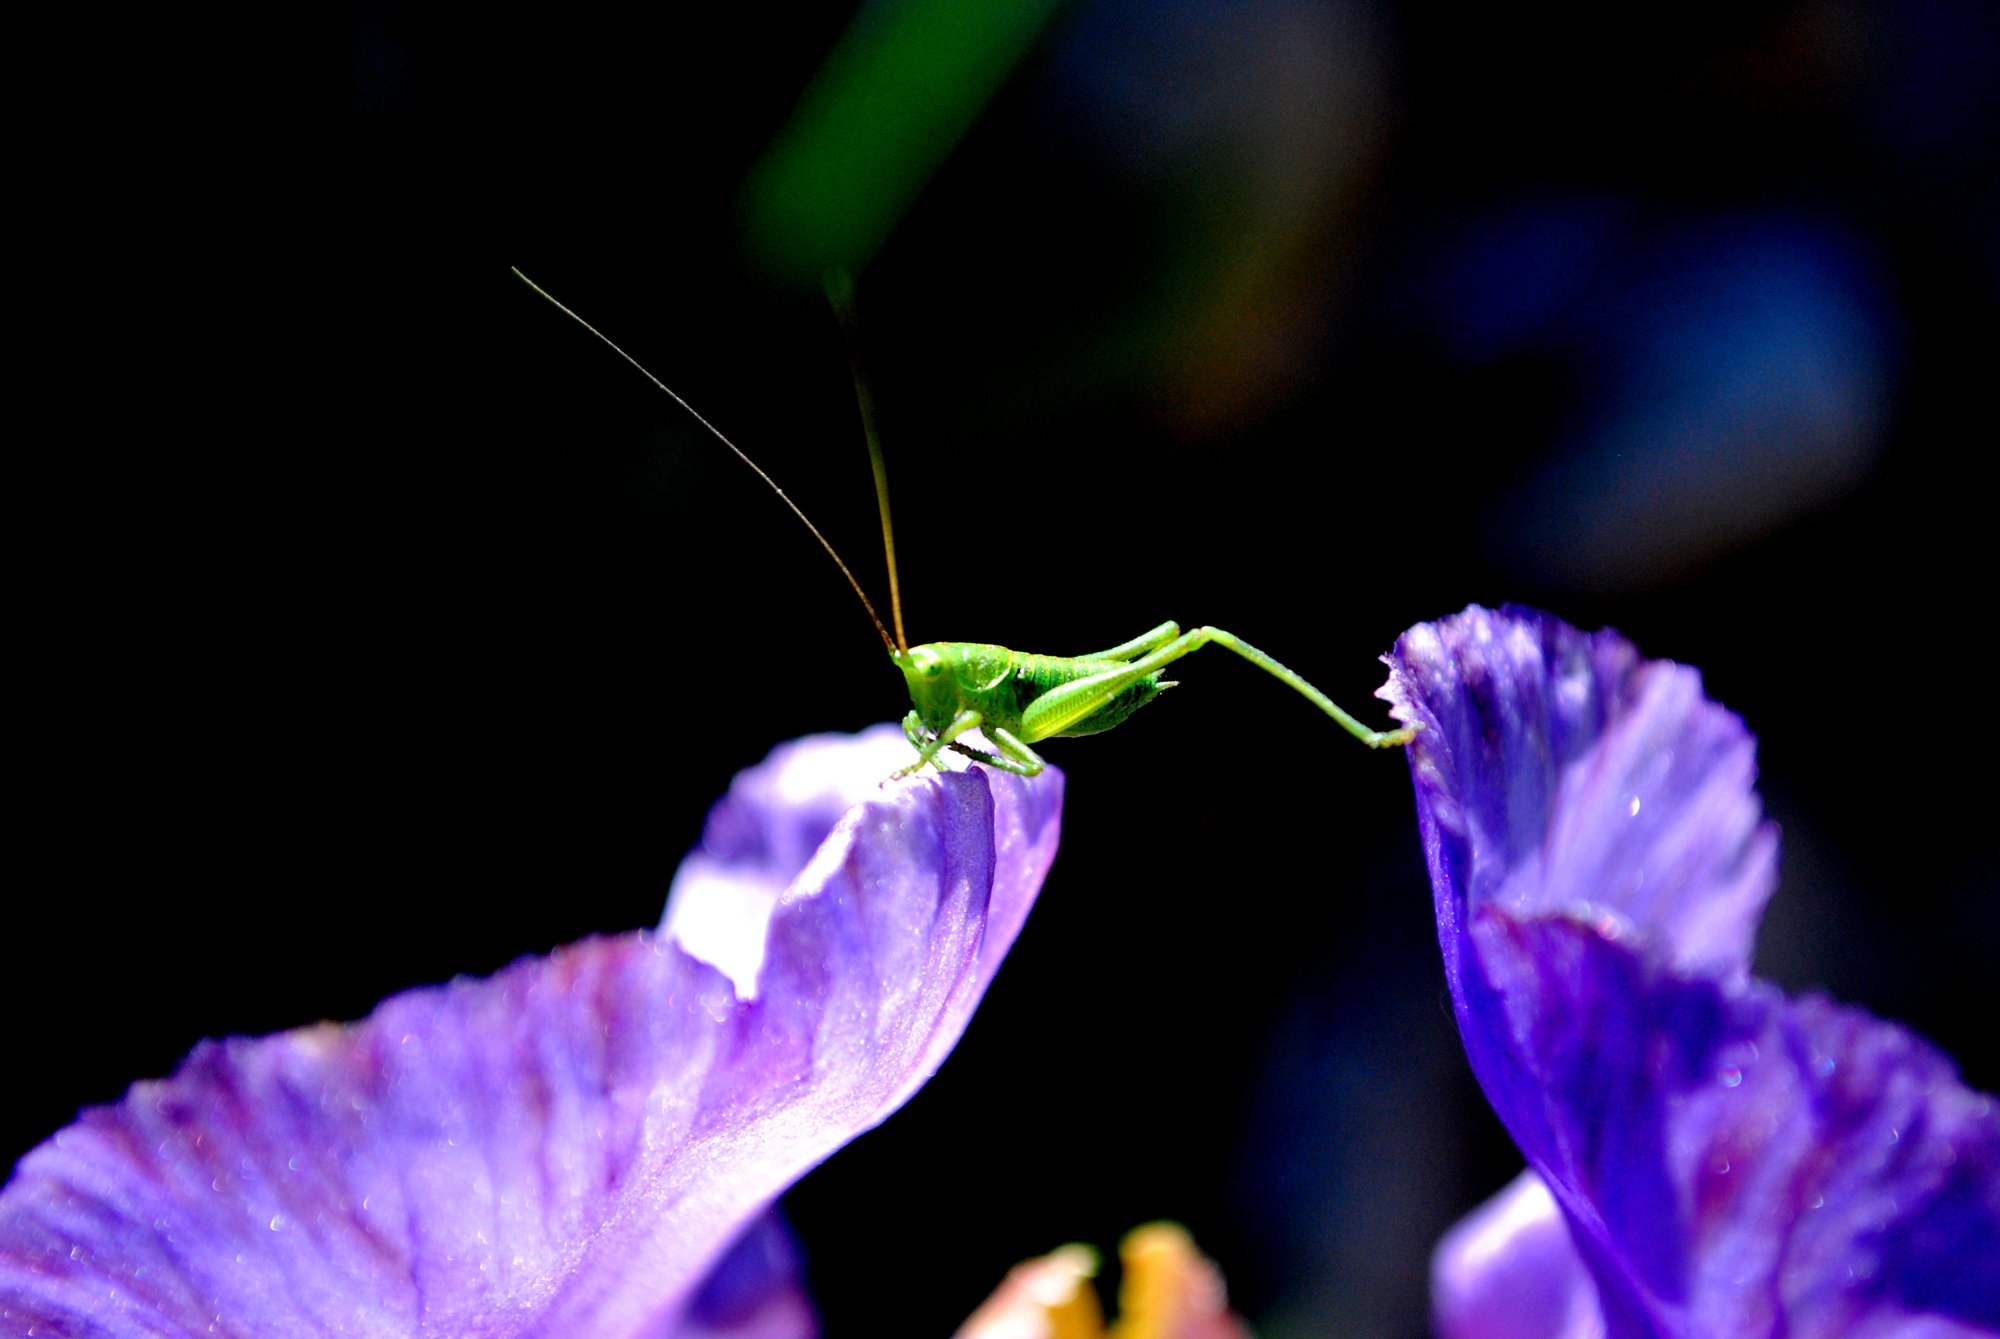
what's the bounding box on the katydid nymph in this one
[512,268,1416,778]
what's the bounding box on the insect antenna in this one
[511,267,901,657]
[825,271,908,653]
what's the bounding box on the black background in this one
[11,3,1995,1336]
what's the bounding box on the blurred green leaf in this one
[743,0,1064,284]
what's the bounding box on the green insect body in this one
[514,267,1415,778]
[892,622,1410,777]
[893,638,1172,778]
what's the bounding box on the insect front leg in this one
[894,708,985,778]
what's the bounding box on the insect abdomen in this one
[1007,652,1164,738]
[1002,652,1101,709]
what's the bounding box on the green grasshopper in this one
[513,268,1415,778]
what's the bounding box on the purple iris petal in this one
[676,1212,815,1339]
[1,726,1063,1338]
[1385,606,2000,1339]
[1432,1172,1601,1339]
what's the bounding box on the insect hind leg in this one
[1020,626,1414,748]
[1069,621,1180,662]
[1186,627,1416,747]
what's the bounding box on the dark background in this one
[13,3,1995,1336]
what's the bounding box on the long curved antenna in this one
[512,267,900,657]
[825,271,907,653]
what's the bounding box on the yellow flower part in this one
[955,1223,1250,1339]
